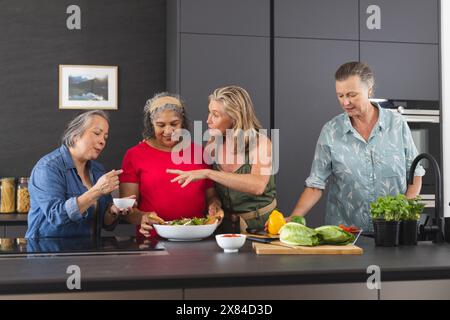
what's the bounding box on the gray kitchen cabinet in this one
[360,0,439,44]
[180,0,269,36]
[1,289,183,300]
[275,0,359,40]
[275,38,358,227]
[185,283,377,300]
[381,280,450,300]
[180,33,270,130]
[360,42,439,100]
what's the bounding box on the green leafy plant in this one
[371,194,425,221]
[370,194,410,221]
[404,196,426,221]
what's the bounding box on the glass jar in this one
[16,177,30,213]
[0,238,14,251]
[0,178,16,213]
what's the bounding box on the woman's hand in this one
[94,169,123,195]
[109,195,137,218]
[167,169,210,188]
[139,212,165,237]
[79,169,123,215]
[208,202,224,223]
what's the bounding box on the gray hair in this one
[335,61,375,96]
[142,92,189,140]
[62,110,110,148]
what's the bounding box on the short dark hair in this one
[335,61,375,95]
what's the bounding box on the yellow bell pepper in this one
[267,209,286,235]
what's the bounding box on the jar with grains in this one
[0,178,16,213]
[16,177,30,213]
[0,238,14,251]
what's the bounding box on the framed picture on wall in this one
[59,65,118,110]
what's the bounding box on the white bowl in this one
[113,198,136,210]
[153,222,218,241]
[215,234,246,253]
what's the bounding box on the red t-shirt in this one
[120,142,214,238]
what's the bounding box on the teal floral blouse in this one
[305,104,425,232]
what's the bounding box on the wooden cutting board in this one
[252,241,363,255]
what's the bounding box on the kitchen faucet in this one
[408,153,445,243]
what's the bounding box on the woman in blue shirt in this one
[26,110,131,238]
[288,62,425,231]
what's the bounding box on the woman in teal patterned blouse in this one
[288,62,425,232]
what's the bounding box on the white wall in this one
[442,0,450,217]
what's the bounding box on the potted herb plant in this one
[399,196,425,245]
[370,194,407,247]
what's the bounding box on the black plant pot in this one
[445,217,450,243]
[399,220,418,245]
[373,220,400,247]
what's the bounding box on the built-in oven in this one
[376,99,441,236]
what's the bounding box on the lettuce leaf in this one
[279,222,321,246]
[315,225,355,245]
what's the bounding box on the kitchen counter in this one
[1,236,450,299]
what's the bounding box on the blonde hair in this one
[209,85,262,152]
[209,85,262,132]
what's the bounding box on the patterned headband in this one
[149,96,183,113]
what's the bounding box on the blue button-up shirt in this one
[305,104,425,232]
[26,145,112,238]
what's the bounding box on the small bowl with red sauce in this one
[215,234,246,253]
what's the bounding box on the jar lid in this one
[1,177,15,181]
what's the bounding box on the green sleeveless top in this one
[212,151,276,215]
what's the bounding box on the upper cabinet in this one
[180,0,270,36]
[275,0,359,40]
[180,34,270,130]
[360,0,439,43]
[360,41,439,100]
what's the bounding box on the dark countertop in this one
[1,236,450,294]
[0,214,130,226]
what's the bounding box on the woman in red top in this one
[119,93,223,238]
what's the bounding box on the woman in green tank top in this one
[167,86,277,233]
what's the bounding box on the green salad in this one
[169,217,209,226]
